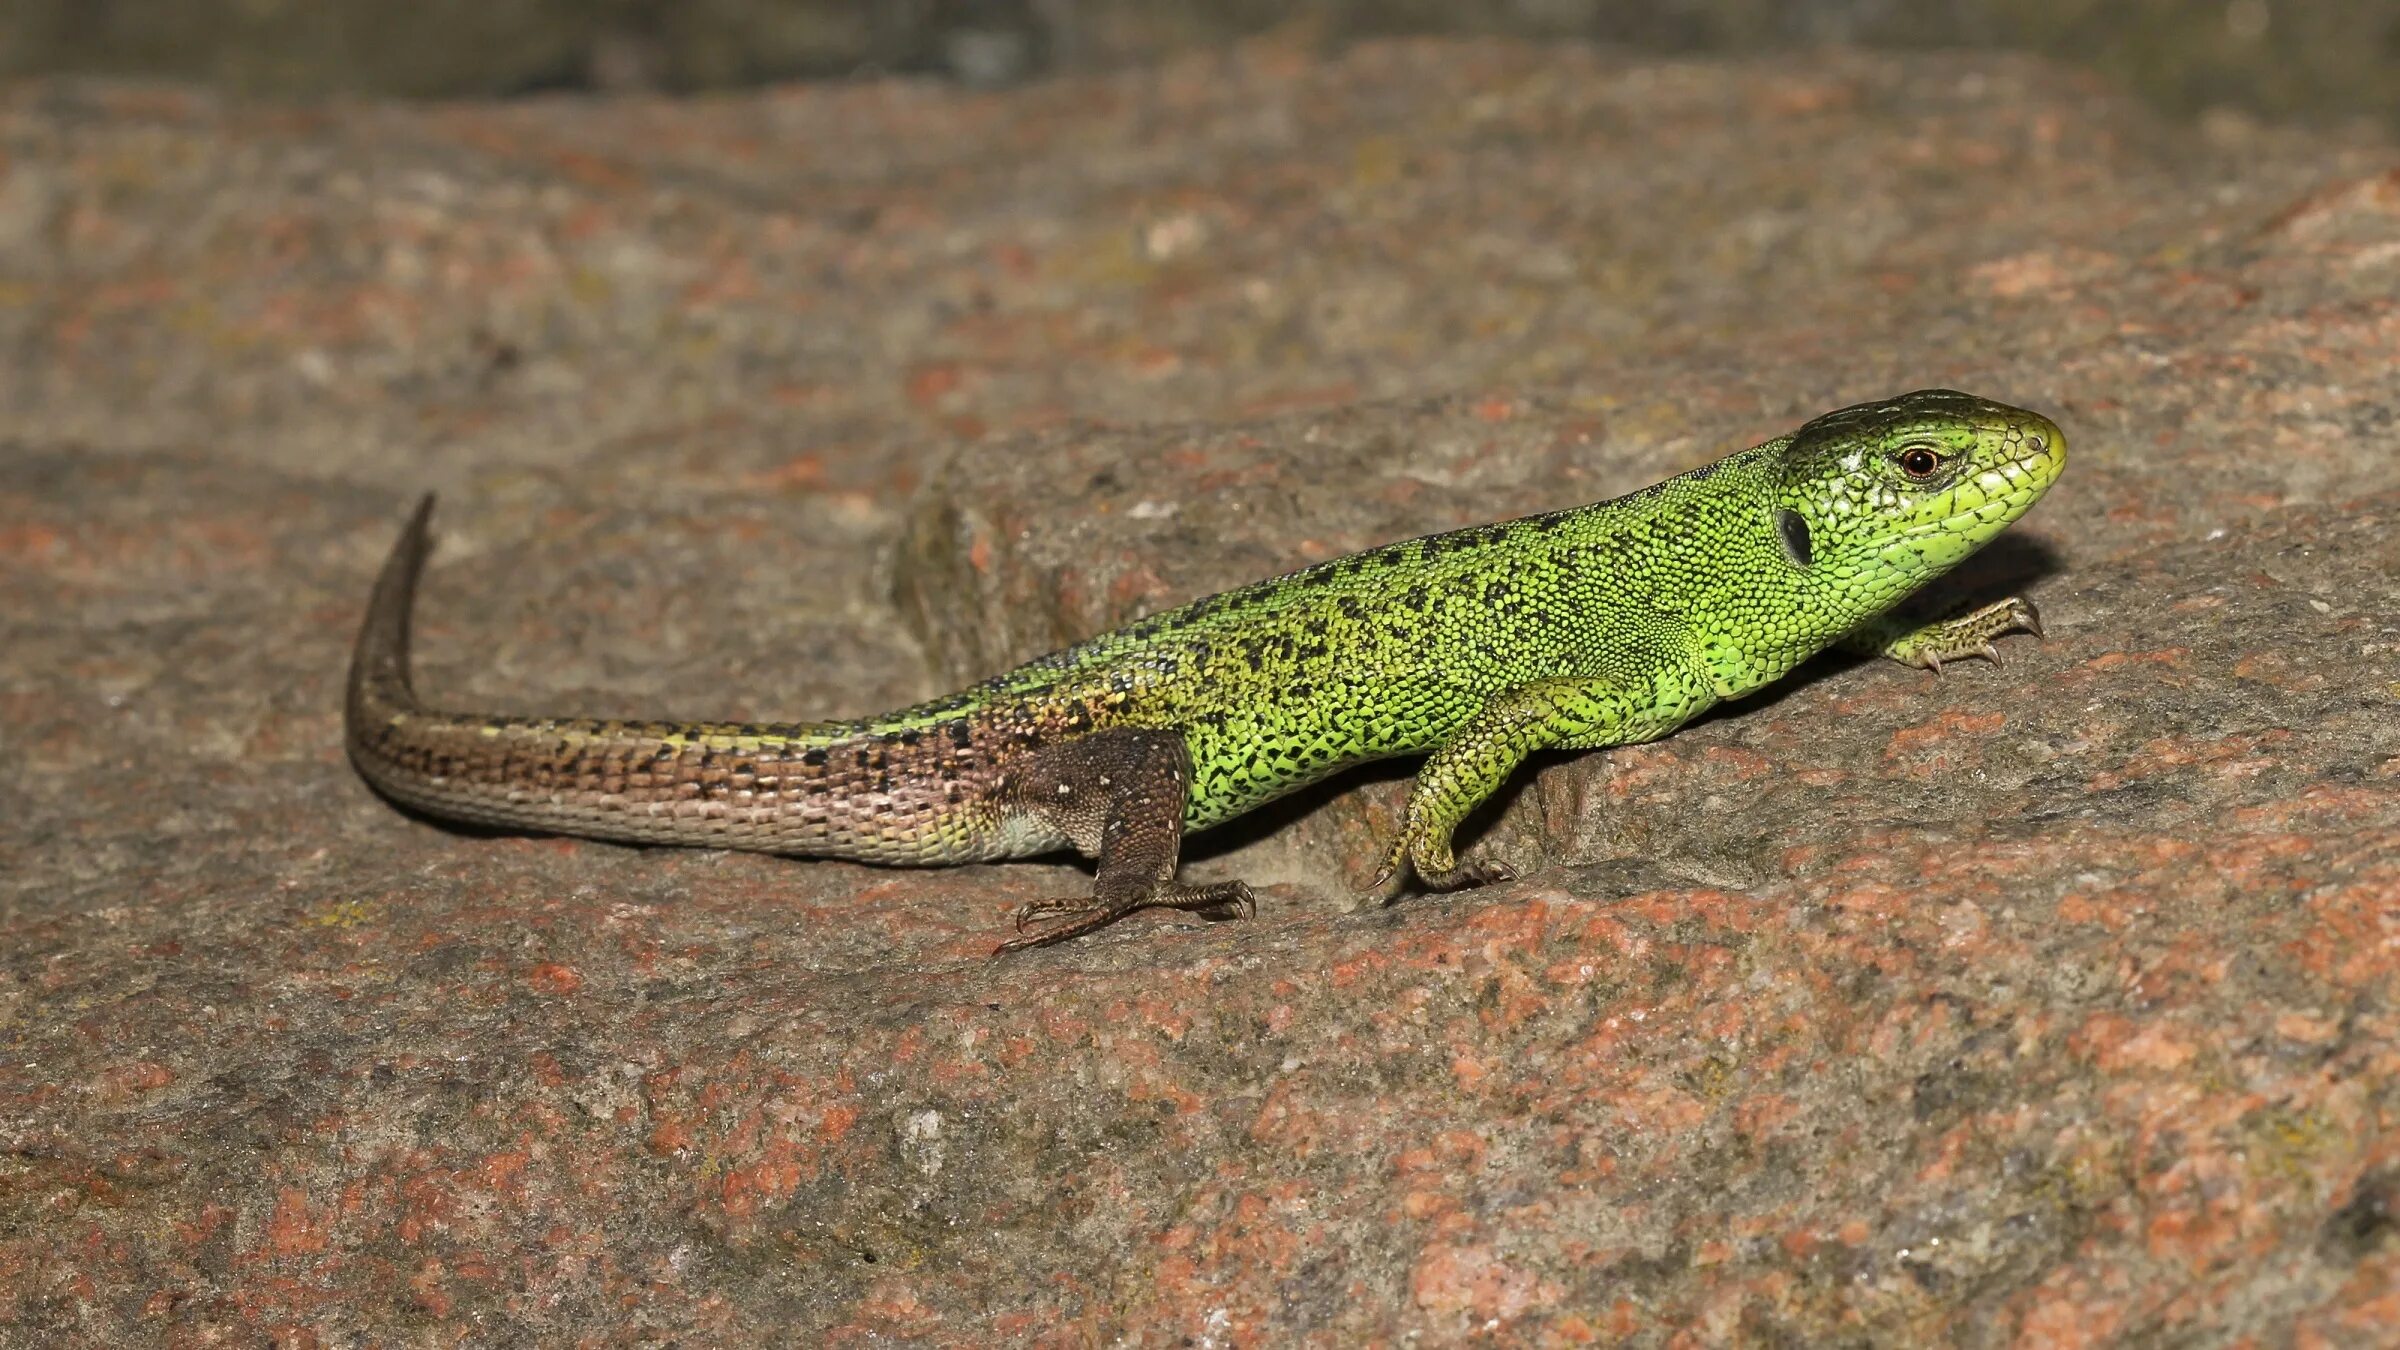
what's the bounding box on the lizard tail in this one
[341,497,1007,864]
[346,492,438,730]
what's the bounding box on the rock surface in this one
[4,40,2399,1344]
[8,1,2400,134]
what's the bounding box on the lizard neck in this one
[1567,441,1865,701]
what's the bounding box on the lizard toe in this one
[1010,896,1094,932]
[2012,597,2045,640]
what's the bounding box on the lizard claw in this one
[1010,896,1085,933]
[1363,837,1409,898]
[1413,853,1518,891]
[1979,641,2002,666]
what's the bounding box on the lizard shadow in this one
[1179,759,1415,867]
[1181,531,2065,883]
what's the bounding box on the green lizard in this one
[347,389,2064,952]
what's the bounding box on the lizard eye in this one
[1893,445,1946,481]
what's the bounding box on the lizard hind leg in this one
[992,728,1255,954]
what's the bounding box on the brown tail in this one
[346,492,437,738]
[337,498,993,863]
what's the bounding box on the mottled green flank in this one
[348,388,2064,950]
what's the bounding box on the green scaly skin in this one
[346,389,2065,952]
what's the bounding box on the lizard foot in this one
[1365,836,1519,899]
[995,880,1256,955]
[1893,596,2044,674]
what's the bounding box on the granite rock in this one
[4,41,2398,1345]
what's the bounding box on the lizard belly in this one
[1171,680,1485,831]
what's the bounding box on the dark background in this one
[5,0,2398,132]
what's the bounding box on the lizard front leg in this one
[993,728,1254,954]
[1843,597,2044,673]
[1371,674,1676,895]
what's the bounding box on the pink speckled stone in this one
[4,39,2397,1345]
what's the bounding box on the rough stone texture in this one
[4,39,2399,1345]
[7,1,2400,135]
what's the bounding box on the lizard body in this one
[347,389,2064,950]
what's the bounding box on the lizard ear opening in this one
[1774,508,1814,569]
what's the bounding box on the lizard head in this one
[1768,388,2065,614]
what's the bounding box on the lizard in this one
[346,388,2064,953]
